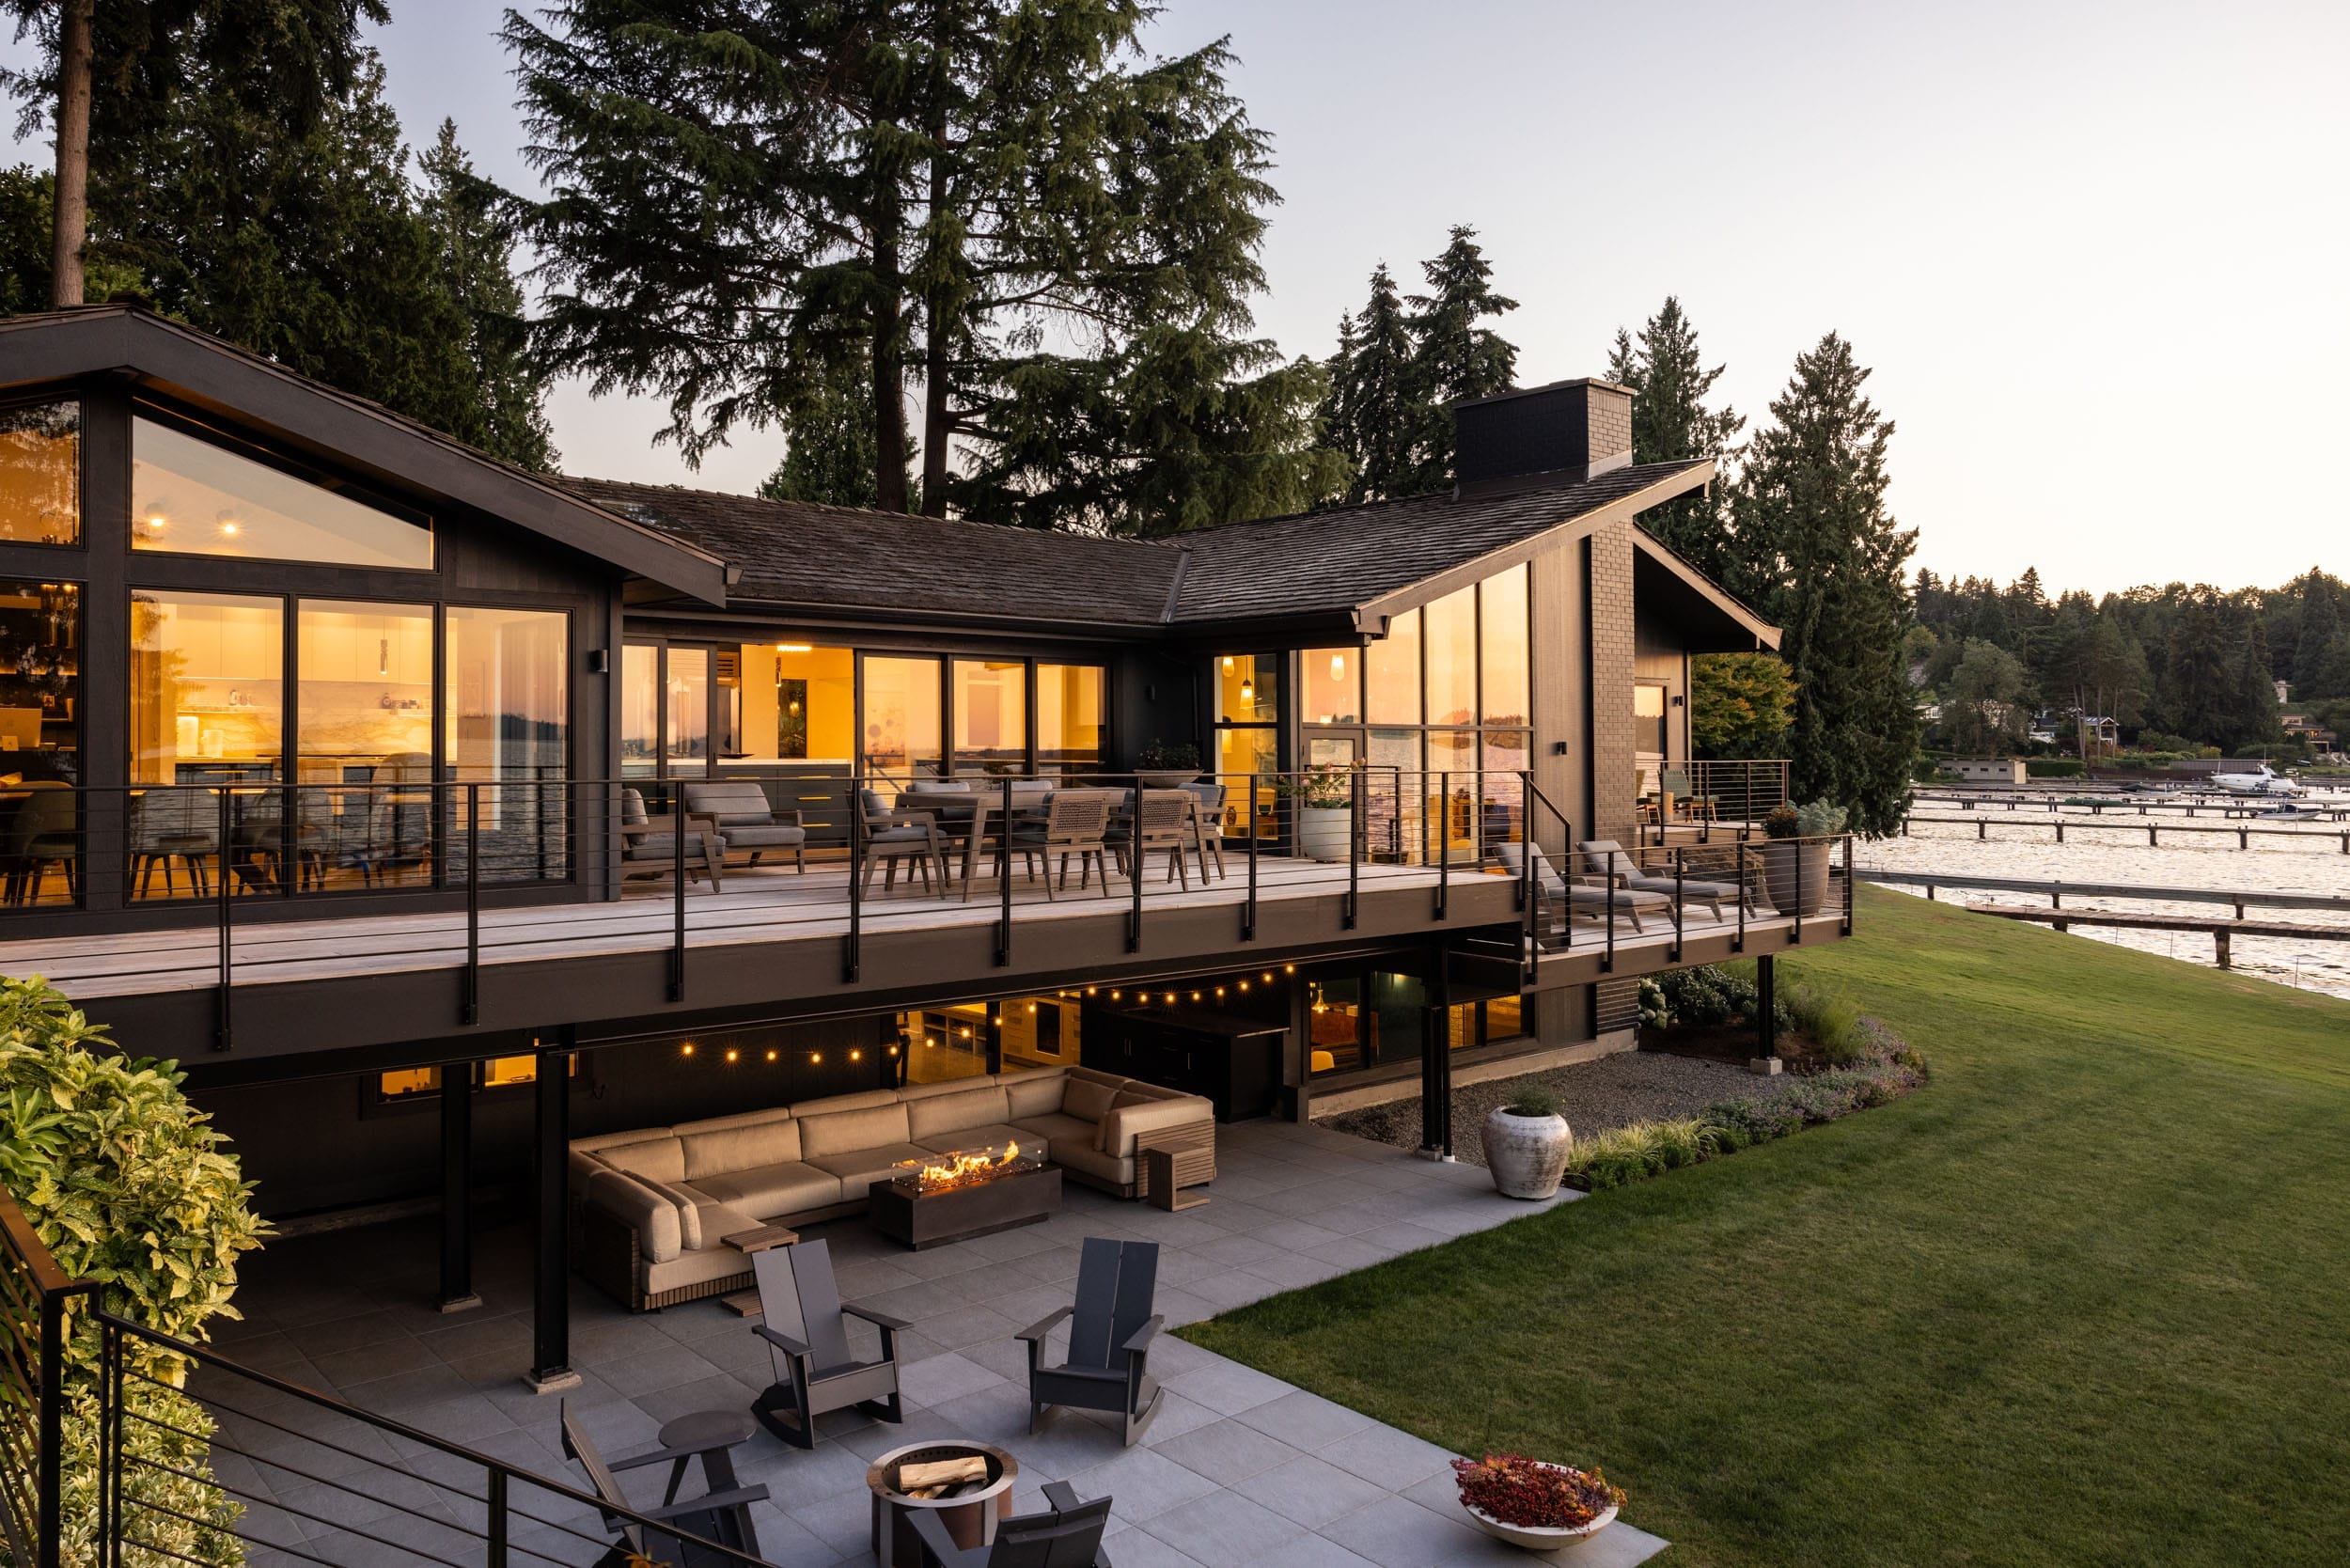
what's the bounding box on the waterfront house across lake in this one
[0,305,1844,1392]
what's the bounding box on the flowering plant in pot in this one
[1761,798,1845,917]
[1277,762,1355,860]
[1451,1453,1624,1550]
[1480,1083,1573,1200]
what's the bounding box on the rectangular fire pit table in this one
[869,1143,1063,1251]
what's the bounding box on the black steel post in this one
[486,1468,509,1568]
[1670,848,1684,963]
[1843,833,1856,935]
[1344,768,1361,930]
[463,783,480,1026]
[528,1032,578,1391]
[1733,841,1747,953]
[1128,778,1144,953]
[997,777,1013,966]
[1418,1004,1445,1155]
[1436,771,1449,919]
[1603,847,1616,973]
[437,1060,479,1312]
[1437,957,1454,1157]
[1244,772,1259,941]
[844,780,861,981]
[214,787,232,1051]
[1757,954,1778,1060]
[670,795,686,1002]
[37,1290,64,1568]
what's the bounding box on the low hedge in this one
[1564,1017,1926,1192]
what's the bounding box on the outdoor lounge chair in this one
[1018,1236,1165,1445]
[1577,839,1745,920]
[1661,767,1719,823]
[1496,840,1672,934]
[561,1401,767,1566]
[682,779,807,871]
[907,1481,1115,1568]
[1008,789,1118,899]
[748,1238,907,1449]
[619,787,727,891]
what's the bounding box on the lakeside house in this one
[0,306,1838,1415]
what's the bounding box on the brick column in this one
[1586,521,1639,846]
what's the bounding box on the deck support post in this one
[2215,930,2232,969]
[527,1030,580,1393]
[1417,960,1454,1159]
[1749,954,1781,1075]
[437,1060,480,1313]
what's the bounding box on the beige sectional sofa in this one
[570,1064,1214,1310]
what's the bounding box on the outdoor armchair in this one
[1018,1236,1165,1445]
[1008,789,1119,899]
[748,1238,907,1450]
[682,779,806,871]
[561,1400,767,1566]
[907,1481,1115,1567]
[857,787,949,893]
[619,787,727,891]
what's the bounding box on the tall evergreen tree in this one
[506,1,1305,529]
[416,121,556,471]
[1606,296,1744,578]
[763,353,888,510]
[1402,225,1517,492]
[2229,616,2284,752]
[1,0,386,306]
[1731,333,1918,834]
[2295,571,2340,691]
[1321,263,1418,503]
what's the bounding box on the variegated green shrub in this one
[0,977,266,1568]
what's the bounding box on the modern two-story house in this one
[0,306,1841,1388]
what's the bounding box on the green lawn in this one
[1183,887,2350,1565]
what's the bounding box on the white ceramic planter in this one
[1480,1107,1572,1200]
[1297,804,1353,862]
[1463,1497,1620,1552]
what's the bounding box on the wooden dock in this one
[1963,902,2350,968]
[1901,814,2350,851]
[1854,870,2350,918]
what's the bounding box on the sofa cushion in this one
[1061,1074,1122,1125]
[1002,1070,1068,1121]
[1099,1096,1214,1160]
[691,1199,764,1251]
[693,1161,844,1221]
[585,1168,681,1264]
[1010,1111,1097,1151]
[599,1136,687,1186]
[911,1122,1027,1156]
[643,1246,755,1298]
[638,1176,709,1250]
[680,1118,803,1182]
[798,1101,912,1159]
[906,1085,1010,1141]
[795,1089,903,1116]
[1047,1138,1132,1188]
[805,1142,932,1203]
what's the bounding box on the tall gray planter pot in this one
[1480,1108,1572,1200]
[1762,839,1832,917]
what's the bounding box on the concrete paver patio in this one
[201,1119,1667,1567]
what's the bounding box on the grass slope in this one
[1183,887,2350,1565]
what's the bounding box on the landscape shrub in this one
[0,977,266,1568]
[1562,1118,1721,1191]
[1649,964,1794,1035]
[1783,981,1867,1065]
[2025,759,2085,777]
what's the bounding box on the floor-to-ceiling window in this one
[0,398,80,545]
[861,655,944,781]
[1037,663,1105,777]
[952,659,1027,775]
[1211,653,1280,839]
[446,606,570,883]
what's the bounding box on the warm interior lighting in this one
[776,643,814,652]
[1239,679,1254,703]
[1329,652,1346,681]
[218,520,239,536]
[146,515,165,530]
[1221,656,1233,671]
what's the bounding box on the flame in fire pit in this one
[893,1140,1034,1194]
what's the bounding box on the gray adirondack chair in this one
[909,1481,1115,1567]
[749,1239,907,1449]
[1017,1237,1164,1445]
[561,1401,766,1566]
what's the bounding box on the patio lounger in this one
[1577,839,1745,919]
[1496,841,1672,933]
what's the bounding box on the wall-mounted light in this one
[1329,652,1346,682]
[1671,694,1686,708]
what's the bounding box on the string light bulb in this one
[725,1047,740,1063]
[680,1042,695,1057]
[766,1049,778,1062]
[850,1049,862,1062]
[810,1052,822,1065]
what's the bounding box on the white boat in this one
[2210,763,2305,798]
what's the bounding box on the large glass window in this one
[952,660,1026,775]
[0,400,80,545]
[1635,682,1668,756]
[132,415,432,570]
[1365,608,1420,724]
[862,656,943,779]
[1214,727,1279,839]
[446,608,568,782]
[1037,664,1105,777]
[1214,654,1277,724]
[1423,585,1478,727]
[620,645,660,776]
[666,647,709,774]
[1303,647,1359,725]
[296,601,433,784]
[0,582,79,781]
[728,643,854,761]
[1480,564,1529,726]
[130,590,283,784]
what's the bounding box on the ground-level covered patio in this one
[200,1119,1665,1567]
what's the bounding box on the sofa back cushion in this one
[798,1100,912,1158]
[906,1085,1010,1141]
[1003,1070,1068,1121]
[1061,1074,1123,1125]
[599,1135,686,1185]
[1098,1085,1164,1151]
[586,1168,681,1264]
[681,1117,803,1181]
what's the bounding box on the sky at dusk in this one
[8,0,2346,594]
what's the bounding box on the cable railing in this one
[0,1188,768,1568]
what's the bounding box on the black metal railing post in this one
[1435,771,1449,920]
[844,777,862,982]
[1128,776,1144,954]
[1244,772,1259,941]
[463,783,480,1026]
[1603,846,1616,974]
[485,1466,508,1568]
[1789,835,1806,946]
[669,794,686,1002]
[98,1316,120,1568]
[1843,832,1856,935]
[1670,846,1684,963]
[214,787,232,1052]
[996,777,1013,967]
[1344,768,1361,930]
[1734,840,1747,953]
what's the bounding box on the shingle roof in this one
[561,478,1181,629]
[1167,460,1712,627]
[566,459,1714,636]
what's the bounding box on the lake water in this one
[1855,787,2350,1000]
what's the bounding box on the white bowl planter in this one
[1463,1496,1620,1552]
[1296,803,1353,863]
[1480,1107,1572,1200]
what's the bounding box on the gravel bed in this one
[1318,1048,1770,1168]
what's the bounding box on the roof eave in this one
[1631,528,1781,651]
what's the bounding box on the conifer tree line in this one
[1911,567,2350,758]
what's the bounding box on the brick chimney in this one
[1452,378,1634,497]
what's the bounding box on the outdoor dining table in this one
[947,786,1217,901]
